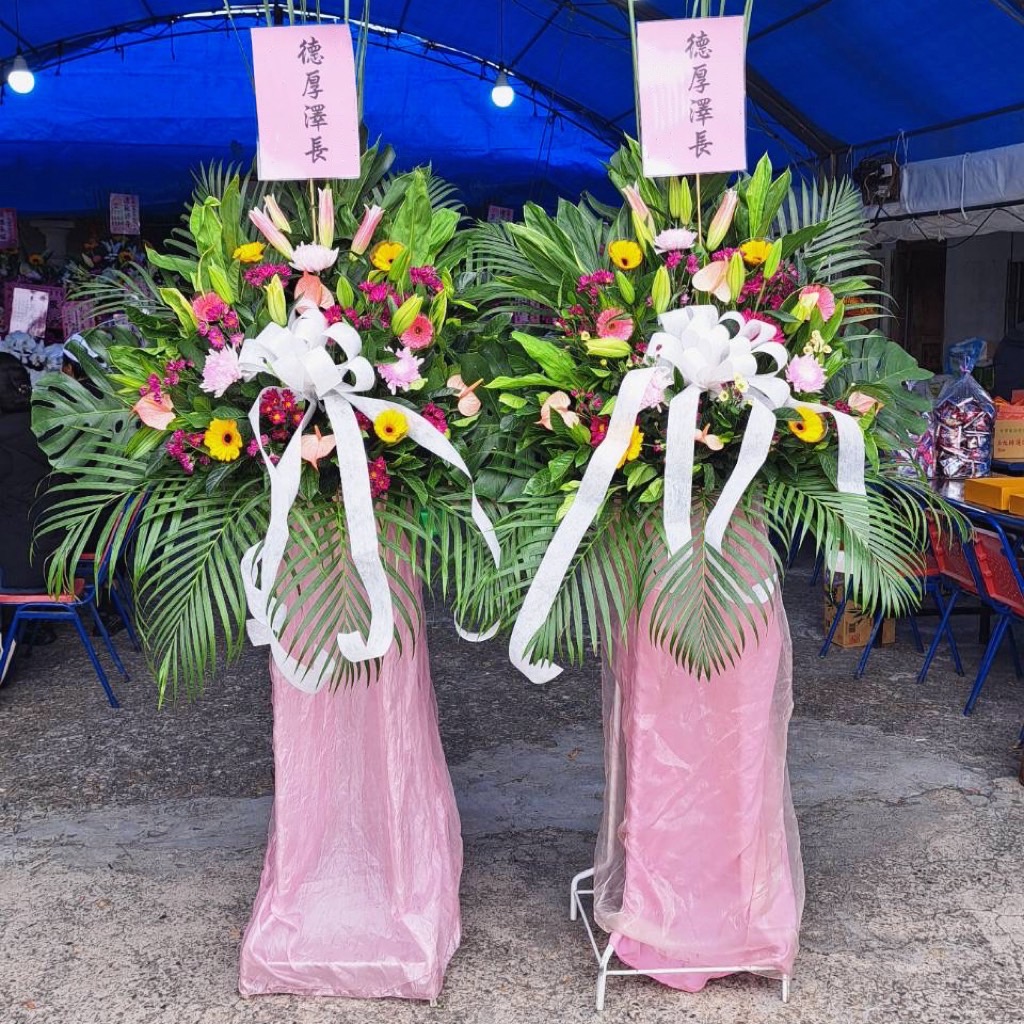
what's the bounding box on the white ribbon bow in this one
[238,307,500,693]
[508,305,865,684]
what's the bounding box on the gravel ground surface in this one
[1,556,1022,1024]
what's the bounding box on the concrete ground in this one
[1,557,1023,1024]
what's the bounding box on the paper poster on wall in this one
[636,16,747,178]
[9,287,50,338]
[251,24,360,182]
[486,205,515,223]
[0,208,17,249]
[62,300,96,338]
[110,193,141,235]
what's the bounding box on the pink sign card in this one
[637,16,747,178]
[109,193,141,235]
[0,208,17,249]
[251,24,360,182]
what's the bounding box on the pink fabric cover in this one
[239,563,462,1000]
[593,588,803,992]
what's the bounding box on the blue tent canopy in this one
[1,1,1022,216]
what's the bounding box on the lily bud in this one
[615,269,635,305]
[318,187,334,249]
[335,274,354,308]
[248,208,294,260]
[585,337,632,359]
[351,204,384,256]
[705,189,738,251]
[726,251,746,303]
[391,294,423,337]
[622,183,654,234]
[263,194,291,233]
[207,263,235,304]
[763,238,784,280]
[651,265,672,314]
[265,274,287,326]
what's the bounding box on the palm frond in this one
[776,177,880,300]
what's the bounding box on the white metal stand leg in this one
[570,869,792,1010]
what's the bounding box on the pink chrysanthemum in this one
[377,347,423,394]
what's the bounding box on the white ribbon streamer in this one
[238,307,500,693]
[509,304,865,683]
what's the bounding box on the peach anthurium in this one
[448,374,484,417]
[691,260,732,303]
[537,391,580,431]
[301,426,337,469]
[133,393,175,430]
[694,423,724,451]
[294,271,334,310]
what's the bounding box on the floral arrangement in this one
[32,149,501,697]
[458,140,946,678]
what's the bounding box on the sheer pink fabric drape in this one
[239,546,461,1000]
[593,564,803,991]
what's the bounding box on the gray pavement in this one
[1,558,1023,1024]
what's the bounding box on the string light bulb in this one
[6,53,35,94]
[491,70,514,108]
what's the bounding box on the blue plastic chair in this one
[0,501,139,708]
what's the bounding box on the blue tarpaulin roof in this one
[1,1,1022,215]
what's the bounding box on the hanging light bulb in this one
[6,53,35,95]
[491,70,514,108]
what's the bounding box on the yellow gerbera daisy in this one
[370,241,404,271]
[787,406,827,443]
[28,253,45,267]
[608,239,643,271]
[618,425,644,468]
[740,239,772,266]
[204,418,243,461]
[373,408,409,445]
[233,241,266,263]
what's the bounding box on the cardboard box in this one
[963,475,1024,510]
[823,575,896,649]
[993,400,1024,461]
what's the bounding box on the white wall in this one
[943,232,1013,355]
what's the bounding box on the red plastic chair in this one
[965,517,1024,714]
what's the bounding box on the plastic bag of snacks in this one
[932,365,995,479]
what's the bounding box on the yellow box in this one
[963,475,1024,510]
[1007,493,1024,517]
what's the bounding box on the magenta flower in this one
[377,347,423,394]
[401,314,434,351]
[421,403,448,434]
[589,415,610,447]
[785,354,827,393]
[192,293,228,324]
[200,348,242,398]
[410,265,444,293]
[368,456,391,499]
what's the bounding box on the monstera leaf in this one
[32,371,138,471]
